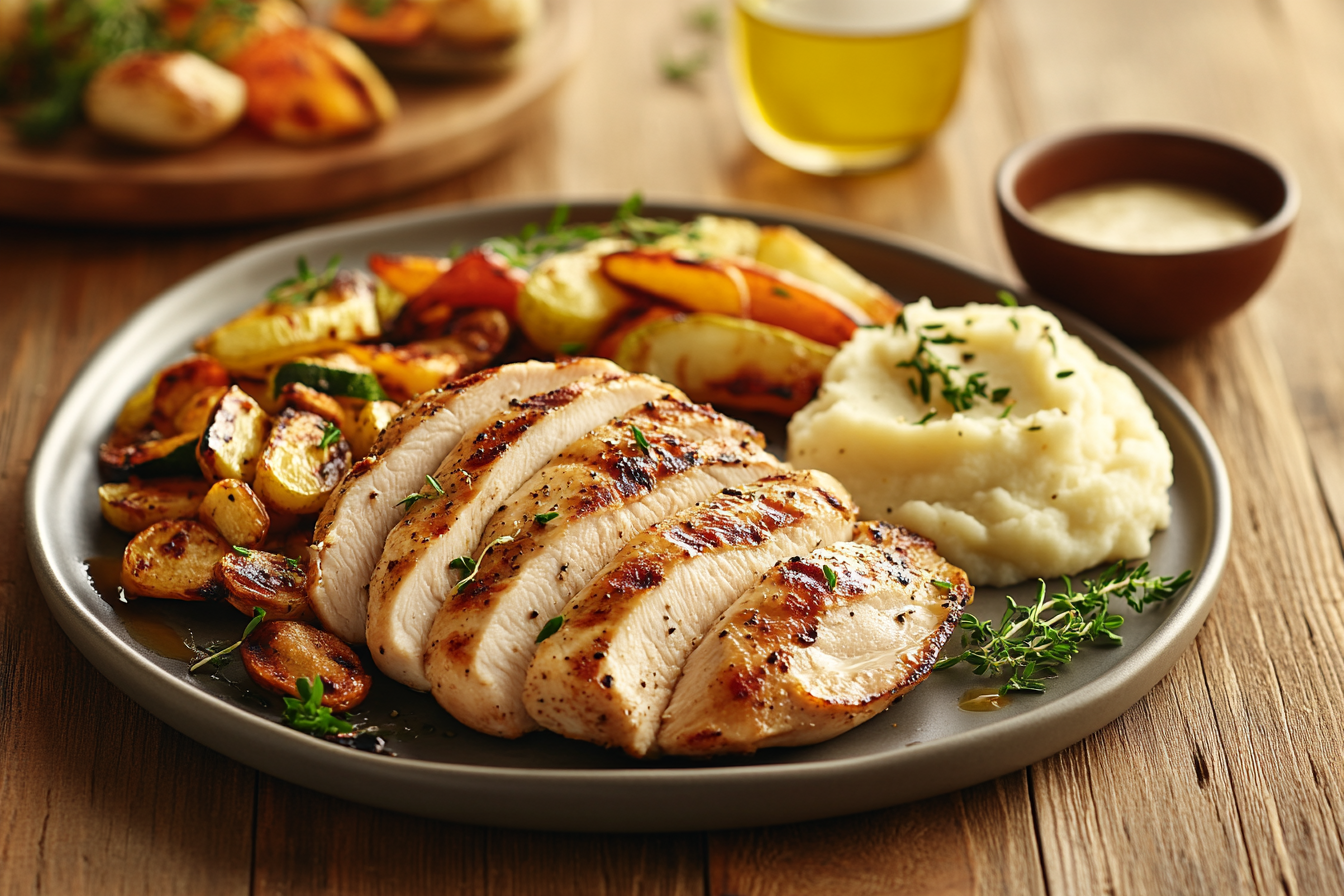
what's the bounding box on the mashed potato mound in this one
[788,299,1172,586]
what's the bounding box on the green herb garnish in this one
[481,194,683,269]
[631,425,652,455]
[823,565,838,592]
[997,290,1019,307]
[319,422,342,450]
[282,677,354,736]
[232,545,253,557]
[423,473,444,496]
[535,614,565,643]
[558,342,584,355]
[934,562,1192,694]
[1056,370,1075,379]
[535,511,560,524]
[897,325,1012,416]
[397,492,427,510]
[285,556,302,570]
[452,532,517,593]
[931,578,953,589]
[189,607,265,673]
[268,256,341,305]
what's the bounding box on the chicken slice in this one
[309,357,619,643]
[523,470,858,757]
[424,398,783,737]
[367,372,681,689]
[657,521,973,756]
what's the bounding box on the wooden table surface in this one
[5,0,1344,893]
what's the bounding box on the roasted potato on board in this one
[197,270,381,371]
[198,479,271,548]
[215,550,314,621]
[99,478,211,533]
[253,408,351,514]
[226,26,399,144]
[83,50,246,150]
[121,519,231,601]
[241,620,371,710]
[614,312,836,416]
[197,385,270,483]
[161,0,308,64]
[755,225,901,324]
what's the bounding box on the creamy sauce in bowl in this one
[1029,181,1262,254]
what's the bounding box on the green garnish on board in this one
[283,677,353,736]
[934,562,1192,695]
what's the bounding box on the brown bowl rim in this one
[995,125,1300,259]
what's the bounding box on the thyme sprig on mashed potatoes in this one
[934,562,1192,694]
[896,323,1013,419]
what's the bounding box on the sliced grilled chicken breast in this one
[424,399,783,737]
[309,358,619,643]
[657,521,972,756]
[367,372,680,689]
[523,470,857,757]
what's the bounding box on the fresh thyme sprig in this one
[631,424,652,456]
[535,511,559,524]
[934,561,1193,695]
[282,677,353,736]
[450,530,518,593]
[396,474,444,510]
[897,324,1012,417]
[268,255,341,304]
[319,422,343,450]
[189,607,265,673]
[535,614,565,643]
[481,194,684,269]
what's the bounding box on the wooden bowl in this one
[996,127,1298,341]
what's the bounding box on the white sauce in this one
[1029,181,1261,254]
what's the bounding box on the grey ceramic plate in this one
[26,200,1230,832]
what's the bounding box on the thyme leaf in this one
[319,422,342,450]
[631,424,652,455]
[934,562,1193,694]
[453,531,518,593]
[535,511,560,524]
[189,607,265,673]
[823,565,838,592]
[481,193,683,269]
[268,255,341,304]
[535,614,565,643]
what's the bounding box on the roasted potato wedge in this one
[241,620,371,710]
[121,519,231,601]
[600,250,749,317]
[226,26,399,144]
[654,215,761,259]
[253,408,351,514]
[197,270,381,371]
[276,382,347,429]
[346,399,401,458]
[614,312,836,416]
[390,248,525,341]
[151,354,232,433]
[517,238,635,353]
[755,225,901,324]
[197,385,270,483]
[215,550,314,621]
[198,479,271,548]
[171,385,229,436]
[99,477,211,533]
[83,50,246,150]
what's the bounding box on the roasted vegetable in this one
[150,354,233,433]
[225,26,399,144]
[614,312,836,415]
[99,477,210,533]
[83,50,246,149]
[516,238,635,353]
[390,248,525,341]
[273,358,387,401]
[198,479,271,548]
[354,308,510,402]
[276,382,347,430]
[101,431,201,481]
[197,270,381,371]
[253,408,351,514]
[215,550,314,621]
[121,519,231,600]
[330,0,433,47]
[160,0,308,64]
[755,225,901,324]
[197,385,270,483]
[240,620,371,710]
[346,399,400,458]
[171,385,229,436]
[654,214,761,259]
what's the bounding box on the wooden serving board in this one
[0,0,588,226]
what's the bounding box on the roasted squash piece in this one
[198,479,271,548]
[354,308,510,402]
[99,477,211,533]
[369,252,452,298]
[197,385,270,483]
[517,238,635,353]
[390,248,525,341]
[240,620,371,710]
[735,262,871,347]
[197,270,381,371]
[151,355,232,433]
[331,0,434,46]
[215,550,314,621]
[121,519,231,601]
[755,225,901,324]
[226,26,399,145]
[346,399,400,458]
[171,385,229,436]
[600,249,747,319]
[253,408,351,515]
[614,313,836,416]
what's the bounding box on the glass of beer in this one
[731,0,976,175]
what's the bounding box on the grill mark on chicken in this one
[421,398,780,738]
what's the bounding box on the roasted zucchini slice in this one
[272,359,388,401]
[100,431,202,481]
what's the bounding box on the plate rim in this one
[25,197,1231,831]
